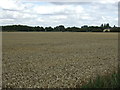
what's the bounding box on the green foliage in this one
[2,23,120,32]
[45,27,53,32]
[79,72,120,88]
[54,25,65,32]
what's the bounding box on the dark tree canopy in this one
[1,23,120,32]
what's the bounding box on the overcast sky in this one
[0,0,119,27]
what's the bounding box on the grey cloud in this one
[1,8,20,12]
[50,2,92,5]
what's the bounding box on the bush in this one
[76,72,120,88]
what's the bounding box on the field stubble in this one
[2,32,118,88]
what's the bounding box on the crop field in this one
[2,32,118,88]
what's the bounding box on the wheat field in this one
[2,32,118,88]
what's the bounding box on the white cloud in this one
[0,0,118,27]
[75,5,84,13]
[33,5,66,14]
[0,0,17,9]
[37,18,45,22]
[50,15,67,20]
[32,4,84,15]
[98,0,119,4]
[26,0,119,3]
[81,14,91,20]
[0,0,25,10]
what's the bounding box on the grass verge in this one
[76,71,120,88]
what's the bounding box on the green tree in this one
[45,27,53,32]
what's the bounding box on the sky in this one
[0,0,119,27]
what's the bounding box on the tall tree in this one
[45,27,53,32]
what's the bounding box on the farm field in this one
[2,32,118,88]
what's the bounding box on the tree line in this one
[1,23,120,32]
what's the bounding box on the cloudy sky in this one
[0,0,119,27]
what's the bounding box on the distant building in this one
[103,29,110,32]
